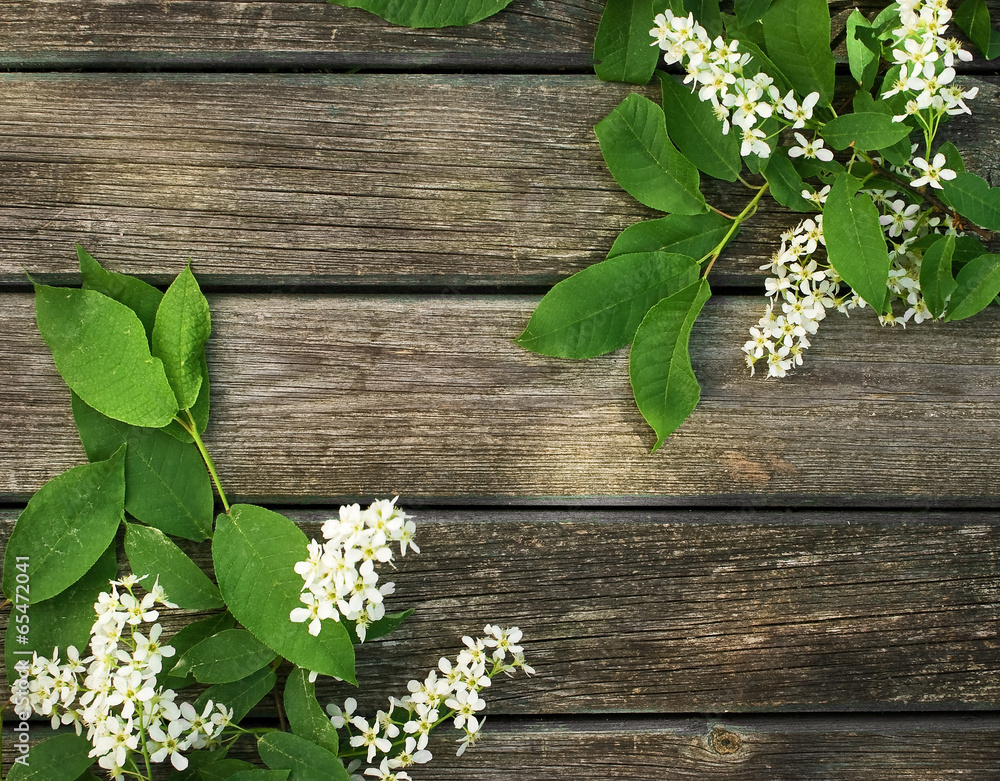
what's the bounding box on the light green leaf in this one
[34,284,179,427]
[846,10,880,90]
[850,92,912,166]
[658,72,740,181]
[72,394,213,541]
[284,668,340,755]
[955,0,994,57]
[5,542,115,684]
[919,234,957,319]
[2,448,124,603]
[629,279,711,451]
[162,352,211,443]
[941,172,1000,231]
[607,212,732,260]
[172,628,276,684]
[78,246,163,340]
[326,0,513,27]
[820,112,912,151]
[258,732,351,781]
[6,733,94,781]
[763,148,814,212]
[735,0,773,26]
[595,93,707,215]
[213,505,355,682]
[160,611,236,689]
[195,665,277,722]
[762,0,835,103]
[153,265,211,410]
[516,251,700,359]
[822,175,890,312]
[594,0,659,84]
[124,523,223,608]
[945,254,1000,320]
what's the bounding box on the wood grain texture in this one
[2,510,998,712]
[5,715,1000,779]
[4,291,1000,505]
[1,74,996,290]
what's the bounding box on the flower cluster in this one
[291,498,417,641]
[10,576,232,780]
[328,626,533,781]
[650,10,829,161]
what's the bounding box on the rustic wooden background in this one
[3,1,1000,778]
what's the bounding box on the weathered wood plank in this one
[5,715,1000,779]
[1,74,996,289]
[4,293,1000,504]
[1,511,999,712]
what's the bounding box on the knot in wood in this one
[709,726,741,755]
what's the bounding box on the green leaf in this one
[846,11,880,90]
[258,732,350,781]
[850,92,913,166]
[213,505,356,682]
[284,668,341,754]
[595,93,707,215]
[152,265,212,410]
[345,608,413,644]
[160,611,236,689]
[78,246,163,340]
[195,665,277,722]
[628,279,711,451]
[658,72,740,181]
[735,0,773,26]
[822,175,891,312]
[326,0,514,27]
[763,148,814,212]
[681,0,723,37]
[172,628,276,684]
[945,254,1000,320]
[72,394,213,541]
[607,212,732,261]
[6,733,94,781]
[937,141,966,174]
[224,772,291,781]
[169,747,230,781]
[162,353,211,443]
[195,759,260,781]
[516,252,700,359]
[762,0,835,104]
[124,523,223,608]
[2,448,124,603]
[919,235,957,319]
[594,0,659,84]
[34,284,179,427]
[955,0,994,57]
[941,172,1000,231]
[5,542,115,684]
[820,112,912,151]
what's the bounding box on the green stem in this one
[176,410,231,513]
[701,183,770,277]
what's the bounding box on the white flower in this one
[787,132,833,162]
[780,90,819,128]
[909,153,956,189]
[739,126,769,158]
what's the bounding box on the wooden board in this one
[2,510,999,712]
[4,293,1000,504]
[2,74,996,290]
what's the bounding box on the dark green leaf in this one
[5,542,115,683]
[762,0,835,103]
[284,668,341,754]
[326,0,514,27]
[628,279,711,451]
[78,246,163,340]
[919,235,957,319]
[941,172,1000,231]
[224,772,291,781]
[213,505,355,682]
[735,0,772,26]
[516,252,700,358]
[607,212,731,260]
[594,0,659,84]
[820,112,912,151]
[258,732,350,781]
[595,93,707,215]
[195,759,259,781]
[945,254,1000,320]
[849,92,912,166]
[160,612,236,689]
[34,284,179,427]
[172,628,276,684]
[846,11,880,90]
[124,523,223,608]
[937,141,966,174]
[6,734,94,781]
[195,665,277,722]
[658,72,740,181]
[955,0,993,57]
[681,0,723,37]
[153,265,212,410]
[169,747,230,781]
[72,394,213,541]
[344,608,413,644]
[763,148,814,212]
[2,448,124,603]
[822,175,890,312]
